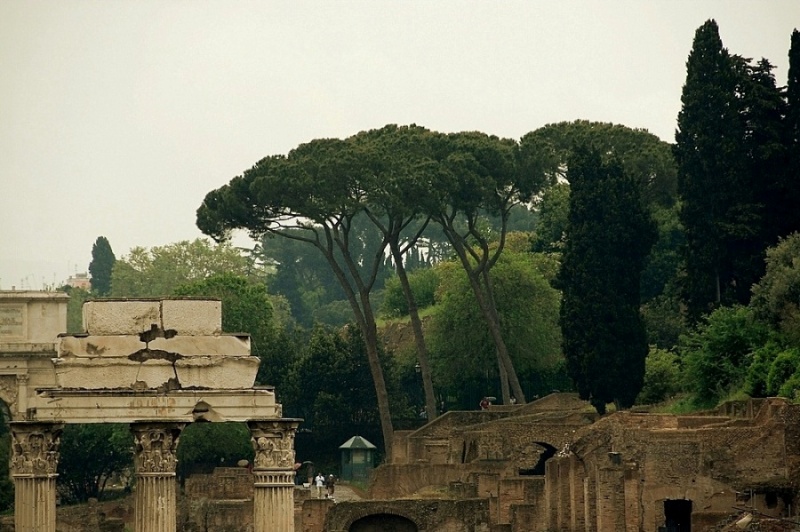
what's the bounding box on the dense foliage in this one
[428,250,562,405]
[111,239,253,297]
[674,20,797,322]
[176,423,253,481]
[57,424,132,504]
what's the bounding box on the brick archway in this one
[349,513,417,532]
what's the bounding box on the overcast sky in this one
[1,1,798,290]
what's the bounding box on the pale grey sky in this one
[1,1,798,290]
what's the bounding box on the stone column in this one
[130,422,185,532]
[9,422,64,532]
[248,419,300,532]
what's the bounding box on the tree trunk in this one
[465,270,527,403]
[391,245,438,419]
[498,353,510,405]
[481,268,522,404]
[360,319,395,462]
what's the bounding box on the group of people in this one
[313,472,336,499]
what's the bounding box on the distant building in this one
[66,272,91,290]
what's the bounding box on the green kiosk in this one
[339,435,377,481]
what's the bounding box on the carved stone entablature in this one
[248,420,299,471]
[9,423,63,477]
[131,423,185,474]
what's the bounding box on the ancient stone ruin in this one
[4,289,799,531]
[324,394,800,531]
[0,290,298,532]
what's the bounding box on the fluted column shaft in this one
[249,420,300,532]
[9,422,63,532]
[130,423,185,532]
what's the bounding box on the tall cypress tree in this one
[731,56,786,301]
[556,146,656,414]
[783,29,800,236]
[674,20,753,322]
[89,236,115,296]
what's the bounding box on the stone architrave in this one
[248,419,300,532]
[9,422,64,532]
[131,423,185,532]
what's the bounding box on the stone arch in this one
[349,513,418,532]
[338,507,421,532]
[519,441,558,475]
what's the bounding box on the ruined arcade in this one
[0,290,298,532]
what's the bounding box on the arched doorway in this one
[350,513,417,532]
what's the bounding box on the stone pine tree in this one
[556,146,656,414]
[88,236,115,296]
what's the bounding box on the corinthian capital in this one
[9,423,63,477]
[248,420,299,470]
[131,423,185,474]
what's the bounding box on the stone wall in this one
[184,466,253,500]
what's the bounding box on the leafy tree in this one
[679,305,768,403]
[521,120,678,209]
[637,347,682,405]
[556,146,656,414]
[382,268,438,318]
[641,292,688,350]
[640,204,684,303]
[750,232,800,344]
[176,423,253,481]
[173,273,287,387]
[110,239,252,297]
[745,338,785,397]
[766,347,800,397]
[57,424,132,504]
[89,236,115,296]
[428,249,562,406]
[530,182,570,253]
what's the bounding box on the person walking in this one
[314,472,325,498]
[325,473,336,499]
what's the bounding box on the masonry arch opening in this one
[349,513,417,532]
[519,441,558,475]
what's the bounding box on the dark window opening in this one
[350,514,417,532]
[519,442,557,476]
[765,492,778,509]
[662,499,692,532]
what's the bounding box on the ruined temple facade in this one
[0,291,299,532]
[325,394,800,532]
